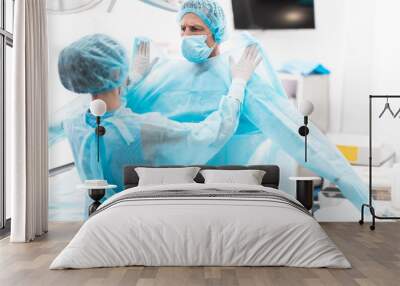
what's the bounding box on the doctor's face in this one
[180,13,216,48]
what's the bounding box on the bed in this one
[50,165,350,269]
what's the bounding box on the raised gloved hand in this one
[131,40,159,84]
[230,44,262,83]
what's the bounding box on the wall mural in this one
[47,0,399,222]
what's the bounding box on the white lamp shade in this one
[299,100,314,116]
[89,99,107,117]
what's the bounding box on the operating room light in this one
[47,0,103,14]
[47,0,182,14]
[298,100,314,162]
[90,99,107,162]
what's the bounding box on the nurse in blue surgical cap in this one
[50,33,261,197]
[127,0,369,211]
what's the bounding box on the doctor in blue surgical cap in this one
[50,33,261,197]
[127,0,369,211]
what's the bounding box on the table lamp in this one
[89,99,107,162]
[298,100,314,162]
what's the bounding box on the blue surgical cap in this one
[58,34,129,95]
[178,0,227,43]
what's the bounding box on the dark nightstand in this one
[289,177,320,211]
[77,183,117,216]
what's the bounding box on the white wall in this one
[337,0,375,135]
[370,0,400,160]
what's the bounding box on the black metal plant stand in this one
[359,95,400,230]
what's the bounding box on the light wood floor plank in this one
[0,222,399,286]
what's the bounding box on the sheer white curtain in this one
[9,0,49,242]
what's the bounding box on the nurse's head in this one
[178,0,226,63]
[58,34,129,110]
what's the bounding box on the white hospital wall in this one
[48,0,181,168]
[338,0,375,135]
[370,0,400,160]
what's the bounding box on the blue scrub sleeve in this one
[141,81,245,165]
[243,77,368,211]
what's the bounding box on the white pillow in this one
[135,167,200,186]
[200,169,266,185]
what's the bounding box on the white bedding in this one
[50,183,351,269]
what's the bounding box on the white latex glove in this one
[131,41,159,83]
[230,44,262,83]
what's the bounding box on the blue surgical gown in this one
[125,32,368,210]
[49,94,242,196]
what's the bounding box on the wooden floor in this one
[0,222,399,286]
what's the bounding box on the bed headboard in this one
[124,165,280,189]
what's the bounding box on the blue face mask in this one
[181,35,215,64]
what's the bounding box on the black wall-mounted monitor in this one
[232,0,315,30]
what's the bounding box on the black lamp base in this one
[296,180,313,211]
[96,126,106,136]
[88,188,105,216]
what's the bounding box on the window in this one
[0,0,14,234]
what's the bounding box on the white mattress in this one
[50,183,350,269]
